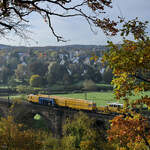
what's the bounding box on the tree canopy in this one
[103,16,150,150]
[102,20,150,100]
[0,0,119,41]
[108,114,150,150]
[62,112,112,150]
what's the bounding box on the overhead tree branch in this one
[0,0,119,41]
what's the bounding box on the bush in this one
[11,94,27,102]
[16,85,42,94]
[83,80,98,91]
[48,84,66,91]
[16,85,27,93]
[29,75,42,87]
[96,84,113,91]
[8,77,18,87]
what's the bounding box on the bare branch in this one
[0,0,119,41]
[46,12,65,42]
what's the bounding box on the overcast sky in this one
[0,0,149,46]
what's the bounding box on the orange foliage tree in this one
[108,114,150,150]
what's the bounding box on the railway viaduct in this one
[0,98,117,137]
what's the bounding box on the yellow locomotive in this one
[27,94,97,111]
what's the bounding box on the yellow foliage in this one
[0,116,46,150]
[62,112,108,150]
[103,39,150,100]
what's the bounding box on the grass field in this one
[56,91,150,106]
[55,92,114,106]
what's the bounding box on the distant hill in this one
[0,44,107,52]
[0,44,11,50]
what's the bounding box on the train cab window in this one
[108,103,123,108]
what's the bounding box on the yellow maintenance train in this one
[27,94,97,111]
[27,94,125,113]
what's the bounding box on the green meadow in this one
[56,91,150,106]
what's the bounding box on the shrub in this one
[83,80,97,91]
[29,75,42,87]
[16,85,28,93]
[96,84,113,91]
[16,85,42,94]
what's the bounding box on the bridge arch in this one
[15,110,54,132]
